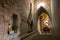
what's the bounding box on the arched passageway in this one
[35,6,52,34]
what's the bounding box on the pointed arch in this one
[34,6,52,34]
[36,6,50,20]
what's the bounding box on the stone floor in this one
[9,32,20,40]
[3,32,20,40]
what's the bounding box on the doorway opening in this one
[12,14,18,33]
[38,13,51,34]
[36,7,51,34]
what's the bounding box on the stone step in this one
[23,32,54,40]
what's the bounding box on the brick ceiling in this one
[34,0,51,12]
